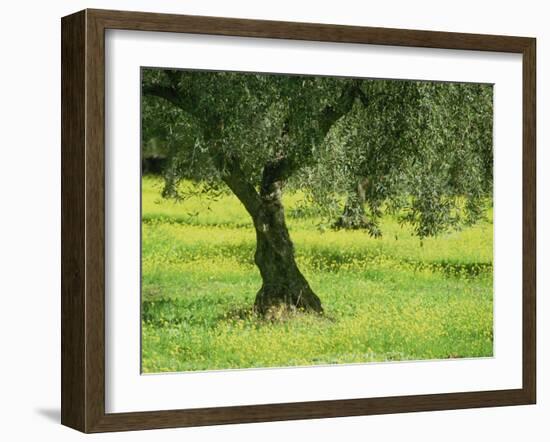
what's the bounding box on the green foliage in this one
[142,69,493,238]
[301,80,493,237]
[141,177,493,372]
[142,69,348,192]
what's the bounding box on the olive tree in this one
[142,69,493,314]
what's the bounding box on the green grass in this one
[141,176,493,373]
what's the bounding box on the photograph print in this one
[140,68,494,373]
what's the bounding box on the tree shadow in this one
[217,304,337,325]
[217,305,257,322]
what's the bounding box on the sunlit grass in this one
[141,176,493,373]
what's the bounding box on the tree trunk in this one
[218,154,323,315]
[252,201,323,315]
[334,177,370,229]
[251,159,323,315]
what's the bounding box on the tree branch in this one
[260,156,293,201]
[222,157,262,218]
[141,83,182,108]
[142,70,197,114]
[207,144,262,218]
[354,84,370,108]
[318,81,367,137]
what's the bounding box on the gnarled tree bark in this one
[252,157,322,314]
[215,153,322,315]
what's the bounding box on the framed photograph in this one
[61,9,536,433]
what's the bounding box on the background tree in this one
[142,69,493,314]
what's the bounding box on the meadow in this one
[141,176,493,373]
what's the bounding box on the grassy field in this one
[141,176,493,373]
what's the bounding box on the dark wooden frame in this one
[61,8,536,433]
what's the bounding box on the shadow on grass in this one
[143,298,337,329]
[143,214,252,229]
[300,247,492,278]
[144,239,492,279]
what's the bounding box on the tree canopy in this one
[141,68,493,313]
[142,69,492,236]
